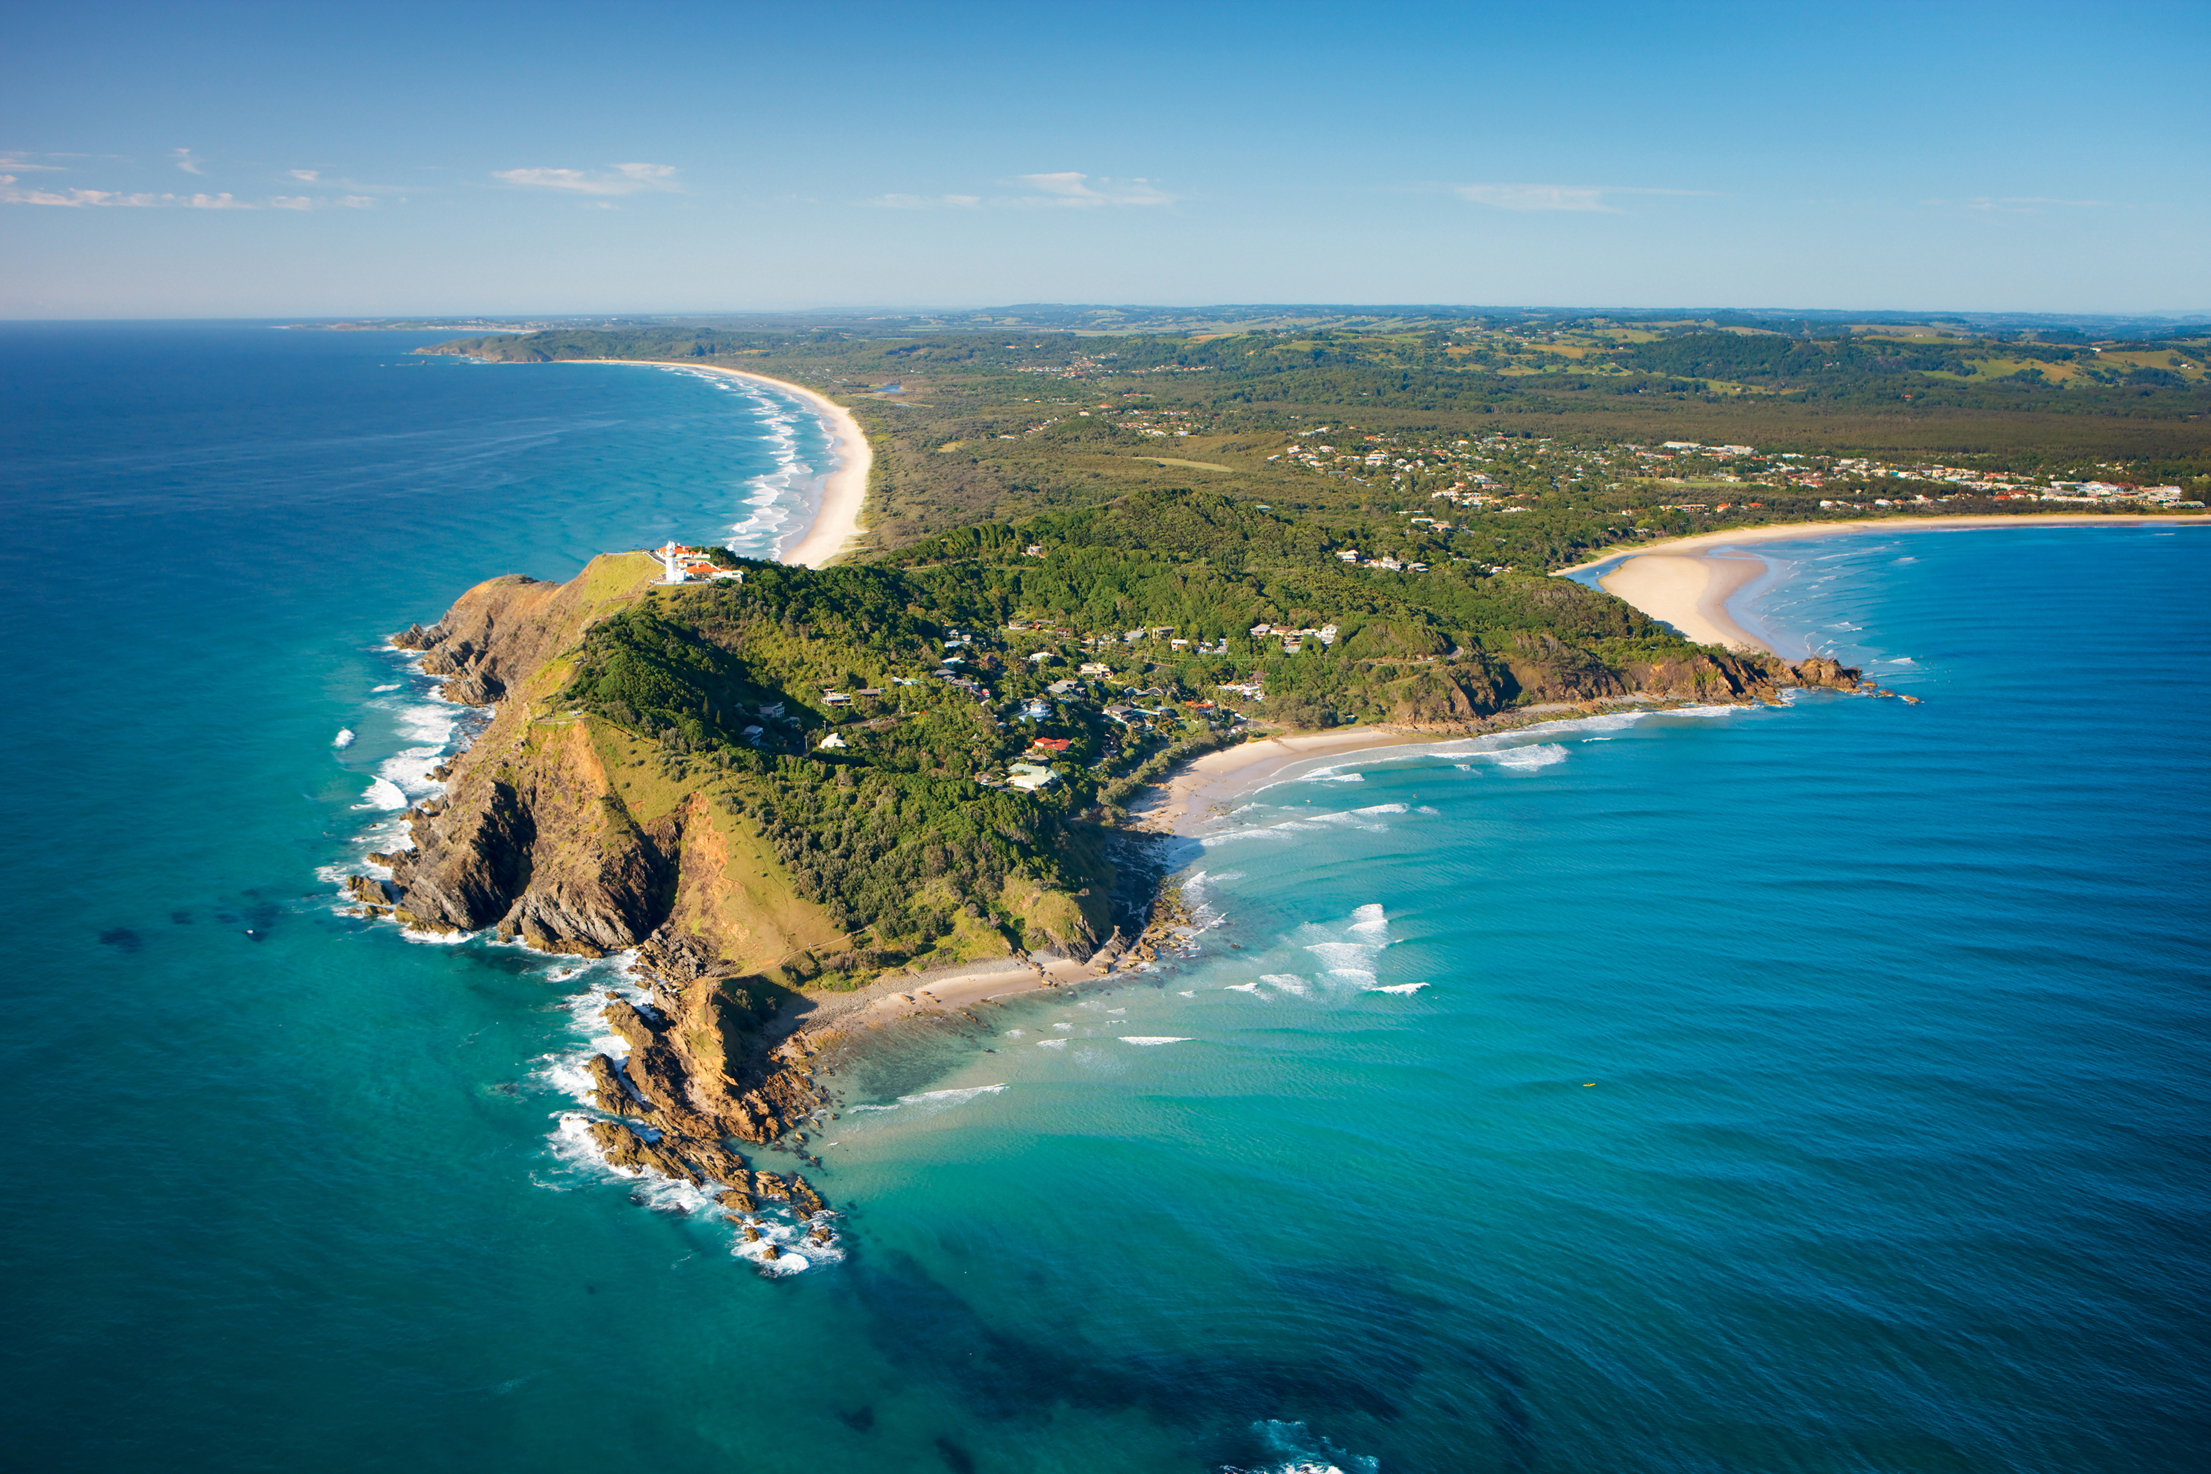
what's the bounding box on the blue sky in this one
[4,0,2203,317]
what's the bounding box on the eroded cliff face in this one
[377,558,815,956]
[1365,637,1860,728]
[359,555,852,1205]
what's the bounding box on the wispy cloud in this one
[289,168,320,182]
[863,172,1175,211]
[0,180,373,210]
[172,147,206,175]
[492,162,679,195]
[1012,172,1174,207]
[865,192,983,209]
[0,152,68,172]
[1935,195,2113,213]
[1452,182,1709,213]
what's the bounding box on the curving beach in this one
[594,359,872,567]
[1565,513,2205,654]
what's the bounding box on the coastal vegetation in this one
[379,310,2202,994]
[420,314,2209,567]
[349,309,2199,1201]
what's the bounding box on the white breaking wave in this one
[697,373,823,560]
[906,1083,1006,1103]
[332,728,355,749]
[1119,1036,1191,1045]
[1201,801,1405,848]
[854,1082,1010,1113]
[1249,703,1756,795]
[1241,1417,1379,1474]
[1037,1037,1069,1048]
[1369,982,1427,994]
[1230,903,1399,997]
[357,777,408,810]
[1489,742,1568,771]
[396,926,474,945]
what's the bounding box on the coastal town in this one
[1274,430,2199,510]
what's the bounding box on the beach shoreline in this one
[1124,727,1444,832]
[1554,512,2202,576]
[806,953,1104,1029]
[1600,553,1773,652]
[1568,513,2205,657]
[590,359,872,568]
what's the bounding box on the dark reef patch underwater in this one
[2,323,2205,1472]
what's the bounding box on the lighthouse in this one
[656,541,689,584]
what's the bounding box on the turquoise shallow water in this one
[2,326,2206,1472]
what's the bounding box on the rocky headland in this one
[347,547,1862,1241]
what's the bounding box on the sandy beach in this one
[1556,512,2201,575]
[1126,727,1446,831]
[1569,513,2204,655]
[591,359,872,568]
[795,953,1106,1032]
[1600,553,1771,652]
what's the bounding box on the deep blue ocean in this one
[3,323,2205,1473]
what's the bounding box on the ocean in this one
[2,323,2204,1473]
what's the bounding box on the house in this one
[1047,679,1082,695]
[653,542,744,584]
[1028,737,1073,754]
[822,691,853,707]
[1006,761,1060,791]
[1028,651,1059,665]
[1079,662,1112,676]
[1317,624,1339,646]
[1023,699,1053,720]
[817,732,848,750]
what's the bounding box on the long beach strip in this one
[593,359,871,568]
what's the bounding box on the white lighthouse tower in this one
[656,541,689,584]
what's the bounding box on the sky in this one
[3,0,2205,319]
